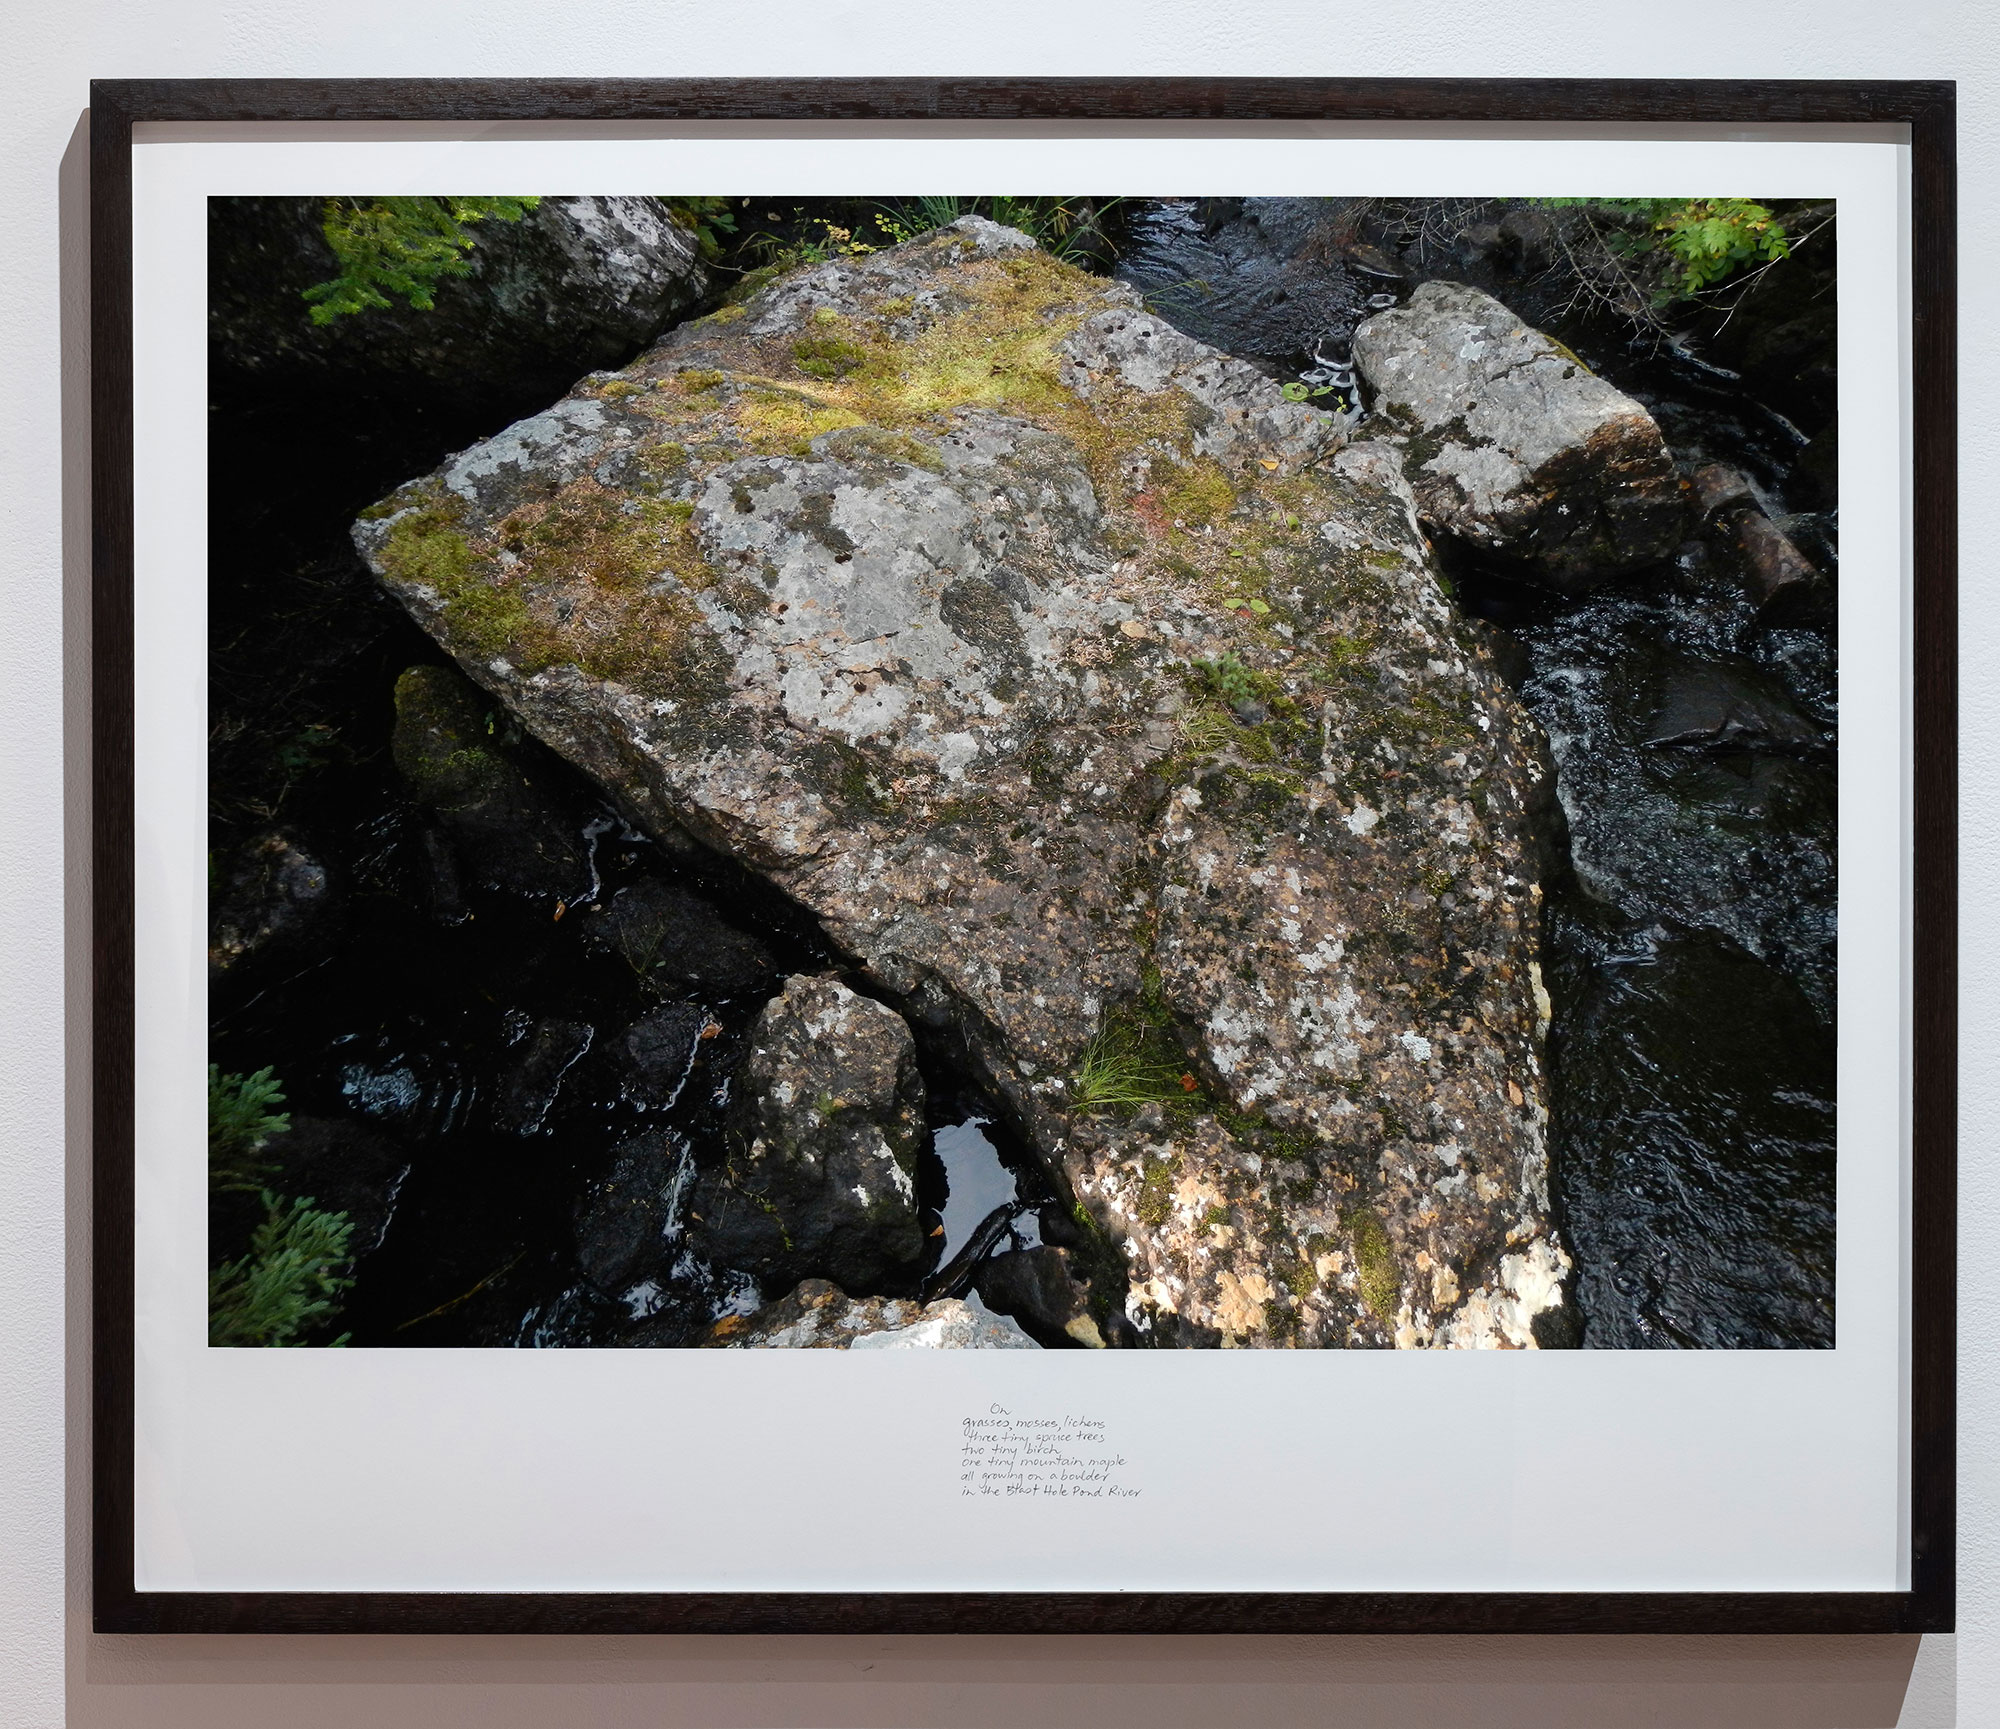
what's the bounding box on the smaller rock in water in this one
[209,830,339,978]
[1688,463,1759,524]
[974,1247,1105,1348]
[264,1113,409,1258]
[1353,280,1683,586]
[1646,664,1827,758]
[583,879,781,998]
[390,663,589,900]
[688,976,927,1295]
[610,1001,711,1112]
[696,1278,1038,1349]
[491,1016,594,1134]
[414,823,468,925]
[574,1130,692,1295]
[1731,511,1824,622]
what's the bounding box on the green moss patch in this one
[1343,1205,1400,1319]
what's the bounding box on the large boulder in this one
[1354,281,1683,586]
[209,195,709,409]
[696,1278,1037,1349]
[357,217,1578,1347]
[687,975,928,1294]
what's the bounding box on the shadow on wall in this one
[67,1631,1932,1728]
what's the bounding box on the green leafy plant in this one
[663,196,740,260]
[1537,197,1792,307]
[302,195,541,324]
[209,1065,289,1193]
[1194,652,1287,709]
[209,1193,356,1347]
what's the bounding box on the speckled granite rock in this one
[687,975,928,1295]
[357,217,1575,1348]
[1354,280,1683,587]
[697,1278,1038,1348]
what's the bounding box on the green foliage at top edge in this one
[302,195,540,324]
[1537,197,1791,305]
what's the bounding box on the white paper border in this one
[131,124,1910,1593]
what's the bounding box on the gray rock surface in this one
[698,1278,1038,1348]
[688,975,927,1294]
[358,218,1583,1347]
[1354,280,1683,586]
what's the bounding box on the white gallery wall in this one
[0,2,1991,1724]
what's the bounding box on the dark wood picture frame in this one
[90,75,1957,1636]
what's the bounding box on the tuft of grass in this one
[1072,1019,1189,1112]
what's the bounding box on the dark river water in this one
[209,196,1836,1349]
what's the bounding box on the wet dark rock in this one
[1774,511,1839,577]
[574,1130,691,1295]
[1497,206,1558,272]
[1731,511,1824,622]
[413,823,469,924]
[688,976,928,1294]
[1688,463,1758,523]
[1684,463,1825,622]
[266,1114,411,1257]
[358,218,1569,1347]
[1036,1201,1088,1250]
[582,879,781,998]
[491,1015,594,1134]
[1354,280,1684,586]
[1793,423,1838,512]
[209,196,709,413]
[1647,664,1827,757]
[209,830,339,978]
[390,663,589,899]
[973,1247,1105,1348]
[610,1000,712,1111]
[694,1277,1037,1348]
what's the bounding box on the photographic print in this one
[204,188,1837,1355]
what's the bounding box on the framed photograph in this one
[91,77,1956,1633]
